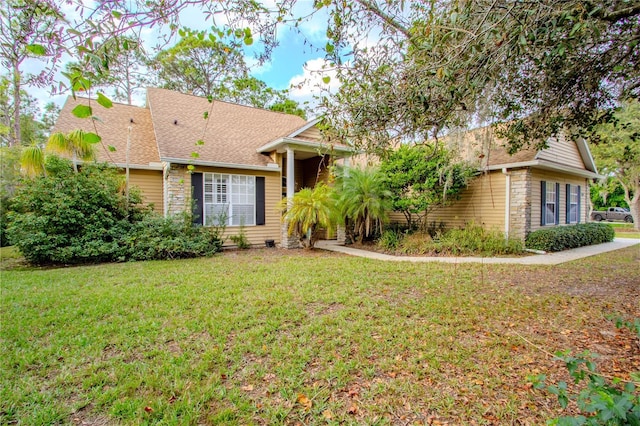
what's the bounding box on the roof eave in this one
[161,157,280,172]
[286,117,323,138]
[486,160,602,179]
[256,137,353,157]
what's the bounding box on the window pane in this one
[546,204,555,224]
[231,204,255,226]
[205,203,229,226]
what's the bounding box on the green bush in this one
[377,222,524,256]
[6,158,222,265]
[525,223,615,252]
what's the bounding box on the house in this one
[390,126,601,240]
[53,88,353,248]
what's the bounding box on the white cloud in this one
[287,57,340,110]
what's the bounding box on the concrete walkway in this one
[315,238,639,265]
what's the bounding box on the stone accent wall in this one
[509,169,531,240]
[280,221,300,249]
[165,164,191,217]
[336,224,346,245]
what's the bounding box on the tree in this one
[0,0,64,147]
[591,100,640,230]
[318,0,640,152]
[66,42,152,105]
[379,144,474,228]
[220,76,307,118]
[590,178,628,211]
[280,183,335,249]
[335,166,392,243]
[0,76,51,147]
[151,30,249,98]
[46,130,98,173]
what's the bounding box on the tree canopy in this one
[591,99,640,230]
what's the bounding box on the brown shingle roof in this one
[53,97,159,167]
[146,88,308,167]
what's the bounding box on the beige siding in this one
[296,126,322,141]
[389,172,507,230]
[128,169,164,211]
[536,133,585,169]
[530,169,589,233]
[192,166,282,246]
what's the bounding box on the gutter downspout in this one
[502,168,511,239]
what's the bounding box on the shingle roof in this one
[53,97,159,167]
[146,88,308,167]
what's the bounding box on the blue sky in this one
[21,2,341,114]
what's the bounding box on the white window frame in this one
[569,185,579,223]
[203,173,256,227]
[545,182,556,225]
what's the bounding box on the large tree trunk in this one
[11,62,21,147]
[621,181,639,231]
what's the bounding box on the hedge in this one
[525,223,615,252]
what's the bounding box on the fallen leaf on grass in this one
[241,384,254,392]
[347,403,358,415]
[297,393,312,410]
[322,409,333,420]
[144,406,153,413]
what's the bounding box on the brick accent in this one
[509,169,531,240]
[165,164,191,217]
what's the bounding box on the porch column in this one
[335,155,350,244]
[286,147,295,201]
[281,147,299,249]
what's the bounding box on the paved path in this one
[315,238,639,265]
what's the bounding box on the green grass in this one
[2,247,639,425]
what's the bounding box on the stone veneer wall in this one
[281,221,300,249]
[165,164,191,217]
[508,168,531,241]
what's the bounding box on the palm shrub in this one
[335,167,392,243]
[280,183,335,249]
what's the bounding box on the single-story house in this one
[388,126,601,240]
[53,88,353,248]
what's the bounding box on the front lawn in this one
[2,247,639,424]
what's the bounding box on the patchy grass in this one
[1,246,639,425]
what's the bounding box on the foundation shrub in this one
[525,223,615,252]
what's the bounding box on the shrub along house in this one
[53,88,353,248]
[413,126,602,241]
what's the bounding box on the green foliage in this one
[532,350,640,425]
[379,144,474,227]
[377,222,523,256]
[335,167,392,243]
[229,223,251,249]
[525,223,615,252]
[590,179,629,211]
[6,158,222,264]
[280,183,335,249]
[591,100,640,230]
[152,29,249,98]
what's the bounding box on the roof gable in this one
[146,88,308,167]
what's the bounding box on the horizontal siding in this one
[296,126,322,141]
[192,166,282,246]
[388,172,506,230]
[530,170,588,233]
[537,133,585,169]
[127,169,164,211]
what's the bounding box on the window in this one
[541,181,560,226]
[567,184,580,223]
[545,183,556,225]
[203,173,255,226]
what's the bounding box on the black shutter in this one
[191,173,203,226]
[566,184,571,224]
[540,181,547,226]
[256,176,265,226]
[577,186,581,223]
[555,183,560,225]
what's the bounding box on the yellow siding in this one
[536,133,585,169]
[530,170,589,233]
[389,172,507,230]
[128,169,164,211]
[191,166,282,246]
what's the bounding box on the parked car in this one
[591,207,634,223]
